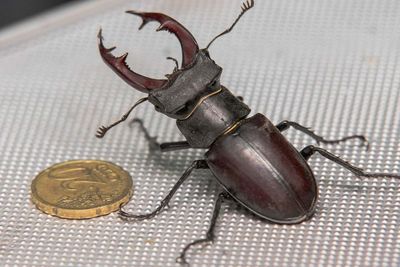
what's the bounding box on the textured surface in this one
[1,0,400,266]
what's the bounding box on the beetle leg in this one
[159,141,192,152]
[119,160,208,220]
[276,120,370,151]
[130,118,191,152]
[176,192,230,265]
[205,0,255,50]
[96,97,148,138]
[300,145,400,179]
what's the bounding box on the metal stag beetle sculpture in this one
[96,1,400,264]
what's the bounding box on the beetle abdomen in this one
[206,113,318,224]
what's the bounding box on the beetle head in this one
[98,1,254,119]
[98,11,223,119]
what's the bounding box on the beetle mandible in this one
[96,1,400,264]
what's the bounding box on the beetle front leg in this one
[176,192,230,266]
[96,97,148,138]
[119,160,208,220]
[130,118,191,152]
[300,145,400,179]
[276,120,369,150]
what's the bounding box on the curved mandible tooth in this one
[126,10,199,68]
[117,53,129,63]
[98,29,167,93]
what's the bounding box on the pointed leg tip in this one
[365,143,371,152]
[359,137,371,151]
[117,210,133,221]
[175,256,189,266]
[117,210,126,217]
[95,126,107,138]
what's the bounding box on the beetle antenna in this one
[96,97,148,138]
[166,56,179,72]
[166,57,179,69]
[205,0,254,50]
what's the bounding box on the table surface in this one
[1,0,400,266]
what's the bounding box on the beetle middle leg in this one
[300,145,400,179]
[119,160,208,220]
[276,120,370,150]
[176,192,230,265]
[130,118,191,152]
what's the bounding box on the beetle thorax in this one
[147,50,251,148]
[148,50,223,120]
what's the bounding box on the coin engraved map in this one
[31,160,133,219]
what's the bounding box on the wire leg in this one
[276,120,370,150]
[130,118,191,152]
[300,145,400,179]
[119,160,208,221]
[96,97,148,138]
[176,192,230,266]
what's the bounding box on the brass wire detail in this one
[180,87,223,120]
[221,119,243,136]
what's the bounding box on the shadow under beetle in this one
[96,1,400,264]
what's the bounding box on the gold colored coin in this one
[31,160,133,219]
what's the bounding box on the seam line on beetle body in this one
[242,136,307,217]
[221,119,243,136]
[179,87,223,120]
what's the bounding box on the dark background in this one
[0,0,79,29]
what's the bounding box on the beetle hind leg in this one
[277,120,370,150]
[119,160,208,221]
[300,145,400,179]
[176,192,230,265]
